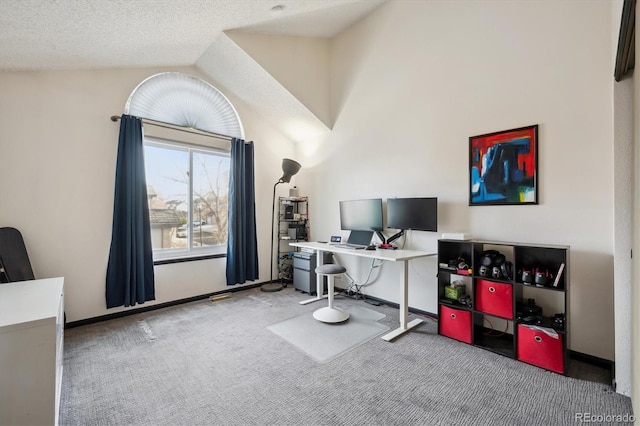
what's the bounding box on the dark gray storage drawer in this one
[293,251,332,295]
[293,255,313,272]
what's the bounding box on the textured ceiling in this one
[0,0,386,142]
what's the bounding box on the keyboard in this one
[332,243,366,250]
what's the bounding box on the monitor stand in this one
[386,230,405,244]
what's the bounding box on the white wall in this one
[612,0,633,397]
[613,58,634,398]
[0,66,297,322]
[297,0,617,360]
[226,32,331,128]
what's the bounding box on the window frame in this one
[144,136,230,262]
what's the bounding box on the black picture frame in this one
[469,124,538,206]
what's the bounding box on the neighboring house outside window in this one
[144,137,230,260]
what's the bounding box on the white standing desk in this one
[289,241,435,341]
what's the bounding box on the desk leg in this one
[299,249,332,305]
[381,260,423,341]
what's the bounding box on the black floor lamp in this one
[261,158,302,292]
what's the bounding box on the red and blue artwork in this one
[469,125,538,206]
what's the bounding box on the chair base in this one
[313,306,350,323]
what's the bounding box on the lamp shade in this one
[280,158,301,183]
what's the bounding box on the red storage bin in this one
[439,305,472,344]
[475,279,513,318]
[517,324,565,374]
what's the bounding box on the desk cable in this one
[332,254,385,302]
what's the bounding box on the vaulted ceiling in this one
[0,0,386,143]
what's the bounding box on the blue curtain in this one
[226,138,259,285]
[106,115,155,308]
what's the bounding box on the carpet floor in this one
[59,287,633,425]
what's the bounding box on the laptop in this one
[332,230,373,249]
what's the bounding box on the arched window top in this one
[124,72,244,139]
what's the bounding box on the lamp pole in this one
[262,180,284,292]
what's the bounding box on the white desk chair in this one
[312,264,349,323]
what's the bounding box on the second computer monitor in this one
[386,197,438,232]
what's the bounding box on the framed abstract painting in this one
[469,124,538,206]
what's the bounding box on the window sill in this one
[153,253,226,266]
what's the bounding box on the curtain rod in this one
[110,115,235,142]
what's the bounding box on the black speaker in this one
[284,205,294,219]
[288,224,307,240]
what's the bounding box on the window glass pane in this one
[192,151,230,248]
[144,139,230,260]
[144,144,189,252]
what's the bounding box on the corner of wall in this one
[633,0,640,411]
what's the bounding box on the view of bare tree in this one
[147,147,229,249]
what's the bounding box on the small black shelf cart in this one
[276,196,309,285]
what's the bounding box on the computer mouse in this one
[365,245,376,250]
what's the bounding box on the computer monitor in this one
[387,197,438,232]
[339,198,384,246]
[339,198,384,231]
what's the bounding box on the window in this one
[144,137,230,260]
[124,72,243,261]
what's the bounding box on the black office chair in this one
[0,227,36,283]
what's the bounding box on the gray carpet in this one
[60,287,634,426]
[267,305,389,363]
